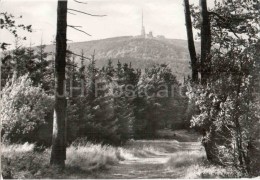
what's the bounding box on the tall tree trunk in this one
[200,0,211,85]
[184,0,198,82]
[200,0,213,160]
[50,0,68,167]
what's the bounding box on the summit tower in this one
[141,10,146,38]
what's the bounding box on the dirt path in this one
[96,141,203,179]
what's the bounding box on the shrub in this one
[183,164,243,178]
[1,75,54,143]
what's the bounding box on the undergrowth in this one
[166,150,243,178]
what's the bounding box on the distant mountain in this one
[44,36,200,82]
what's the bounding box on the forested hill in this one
[44,36,200,81]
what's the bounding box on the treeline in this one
[1,43,190,146]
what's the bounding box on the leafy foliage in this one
[188,0,260,175]
[1,75,54,143]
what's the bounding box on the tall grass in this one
[66,143,120,171]
[2,142,35,153]
[1,143,50,179]
[1,141,168,178]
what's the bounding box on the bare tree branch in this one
[68,11,76,15]
[73,0,88,4]
[209,11,226,21]
[68,25,82,28]
[227,27,240,39]
[68,8,106,17]
[66,50,91,61]
[67,62,78,68]
[68,25,92,36]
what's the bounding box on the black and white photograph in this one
[0,0,260,179]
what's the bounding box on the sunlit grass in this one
[166,150,206,168]
[125,139,180,153]
[166,149,242,178]
[2,143,35,153]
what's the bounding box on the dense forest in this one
[1,0,260,179]
[1,42,190,145]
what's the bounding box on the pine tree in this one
[35,41,51,91]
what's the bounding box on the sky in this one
[0,0,216,49]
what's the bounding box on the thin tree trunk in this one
[184,0,198,82]
[50,0,68,167]
[200,0,211,85]
[234,74,248,173]
[199,0,214,162]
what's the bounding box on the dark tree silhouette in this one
[200,0,211,84]
[50,0,68,167]
[184,0,198,82]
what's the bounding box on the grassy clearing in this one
[125,139,181,153]
[2,139,245,179]
[166,150,242,178]
[1,141,169,179]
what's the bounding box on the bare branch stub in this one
[68,25,92,36]
[68,25,82,28]
[68,12,76,15]
[73,0,88,4]
[68,8,106,17]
